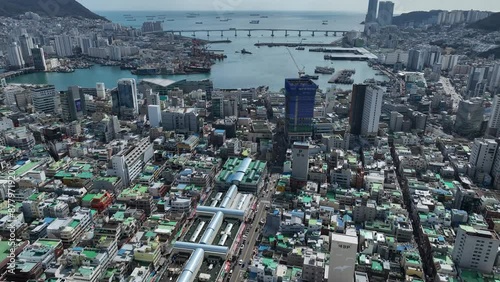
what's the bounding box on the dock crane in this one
[286,47,305,77]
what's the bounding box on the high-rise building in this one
[31,85,57,114]
[390,111,404,132]
[329,233,358,282]
[467,66,489,97]
[441,55,460,71]
[110,46,122,61]
[212,93,224,119]
[488,95,500,137]
[31,47,47,71]
[488,64,500,93]
[108,137,154,187]
[285,78,318,143]
[407,49,425,71]
[54,35,73,57]
[361,86,384,135]
[148,105,161,128]
[349,85,384,135]
[19,34,34,62]
[454,98,484,138]
[292,142,309,182]
[349,84,367,135]
[469,138,498,175]
[7,42,25,69]
[96,83,106,99]
[377,1,395,26]
[78,37,94,55]
[112,79,138,119]
[452,225,500,273]
[365,0,379,23]
[60,86,87,122]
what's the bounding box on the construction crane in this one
[286,47,305,77]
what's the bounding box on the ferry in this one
[250,20,260,24]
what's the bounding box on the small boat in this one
[216,16,220,19]
[229,28,236,30]
[315,66,335,74]
[187,15,196,18]
[167,19,175,21]
[250,20,260,24]
[250,14,260,16]
[295,46,305,51]
[196,22,203,24]
[220,19,230,22]
[260,16,268,18]
[302,74,319,80]
[241,49,252,54]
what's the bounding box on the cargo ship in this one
[315,66,335,74]
[301,74,319,80]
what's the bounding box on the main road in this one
[229,173,280,282]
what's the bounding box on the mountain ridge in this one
[0,0,107,21]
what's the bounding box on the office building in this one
[112,79,138,119]
[141,21,164,33]
[469,138,498,175]
[452,225,500,273]
[390,111,403,132]
[454,98,484,137]
[19,34,34,62]
[292,142,309,182]
[31,47,47,71]
[329,233,358,282]
[54,35,73,57]
[60,86,87,122]
[148,105,161,128]
[285,78,318,143]
[349,84,367,135]
[161,107,199,133]
[361,86,384,135]
[377,1,395,26]
[107,137,154,187]
[32,85,57,114]
[7,42,25,69]
[365,0,379,23]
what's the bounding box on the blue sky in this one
[77,0,500,13]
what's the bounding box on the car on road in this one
[240,244,245,250]
[238,259,243,265]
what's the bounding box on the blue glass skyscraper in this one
[285,78,318,143]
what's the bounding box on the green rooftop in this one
[82,250,98,259]
[371,261,383,272]
[14,161,40,177]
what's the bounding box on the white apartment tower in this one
[54,35,74,57]
[361,86,384,135]
[329,233,358,282]
[452,225,500,273]
[292,142,310,181]
[488,95,500,136]
[108,137,154,187]
[7,42,25,69]
[469,138,498,175]
[148,105,161,128]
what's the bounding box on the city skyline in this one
[78,0,500,13]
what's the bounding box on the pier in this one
[165,28,349,37]
[0,68,35,80]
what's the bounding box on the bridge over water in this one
[164,28,350,37]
